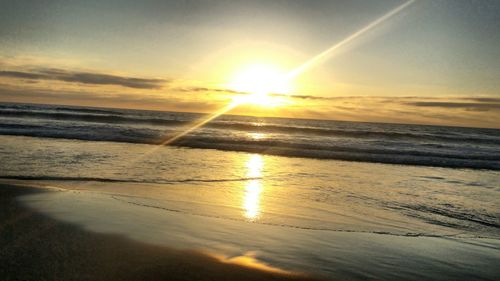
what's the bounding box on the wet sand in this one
[0,183,319,281]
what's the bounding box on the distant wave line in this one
[2,111,498,145]
[1,132,498,170]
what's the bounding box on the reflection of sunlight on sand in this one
[244,154,264,220]
[212,251,290,274]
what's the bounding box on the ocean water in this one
[1,102,499,280]
[1,102,499,170]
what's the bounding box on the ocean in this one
[1,102,499,170]
[1,102,499,280]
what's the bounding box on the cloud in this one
[461,97,500,103]
[406,101,500,111]
[175,88,335,99]
[270,93,335,100]
[0,84,220,113]
[0,68,168,89]
[0,70,46,80]
[173,88,374,102]
[175,86,244,94]
[277,94,500,112]
[271,93,399,101]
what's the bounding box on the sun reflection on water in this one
[243,154,264,220]
[248,132,266,140]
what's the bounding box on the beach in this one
[0,104,499,280]
[2,177,499,281]
[0,183,319,281]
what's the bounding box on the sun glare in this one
[227,64,292,107]
[243,154,264,220]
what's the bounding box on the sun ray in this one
[286,0,415,80]
[136,99,242,161]
[132,0,416,161]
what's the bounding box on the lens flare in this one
[137,0,415,159]
[286,0,415,80]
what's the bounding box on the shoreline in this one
[2,179,499,281]
[0,183,319,281]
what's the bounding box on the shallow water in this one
[1,135,499,280]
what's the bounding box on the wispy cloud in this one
[0,83,220,112]
[406,101,500,111]
[0,71,45,80]
[175,86,242,94]
[461,97,500,103]
[0,68,168,89]
[276,94,500,112]
[270,93,335,100]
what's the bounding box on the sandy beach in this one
[0,182,319,281]
[2,173,499,281]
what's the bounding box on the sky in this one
[0,0,499,128]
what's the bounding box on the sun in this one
[227,64,292,107]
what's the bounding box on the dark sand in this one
[0,183,319,281]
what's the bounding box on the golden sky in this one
[0,0,499,128]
